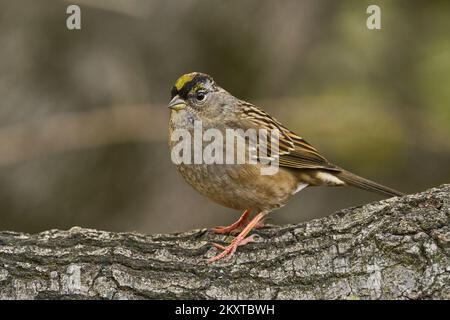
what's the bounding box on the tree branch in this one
[0,185,449,299]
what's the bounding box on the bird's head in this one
[168,72,235,121]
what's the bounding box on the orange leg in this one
[210,209,252,234]
[207,211,267,264]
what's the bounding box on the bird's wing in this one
[237,102,405,197]
[239,102,341,172]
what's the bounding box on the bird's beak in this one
[168,95,187,111]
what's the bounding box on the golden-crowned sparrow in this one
[168,72,404,263]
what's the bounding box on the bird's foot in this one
[207,211,266,264]
[209,209,251,234]
[207,234,258,264]
[228,219,266,235]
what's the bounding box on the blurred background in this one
[0,0,449,234]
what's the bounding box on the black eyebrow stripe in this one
[170,86,178,99]
[174,75,211,100]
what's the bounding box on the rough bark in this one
[0,185,449,300]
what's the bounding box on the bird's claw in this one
[208,234,258,264]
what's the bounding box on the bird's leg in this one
[208,211,267,264]
[209,209,252,234]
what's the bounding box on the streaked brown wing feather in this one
[239,101,340,172]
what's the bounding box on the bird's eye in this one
[196,91,206,101]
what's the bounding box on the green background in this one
[0,0,449,233]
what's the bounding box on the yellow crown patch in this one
[175,73,197,91]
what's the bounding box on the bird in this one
[167,72,404,263]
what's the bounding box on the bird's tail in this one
[336,170,404,197]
